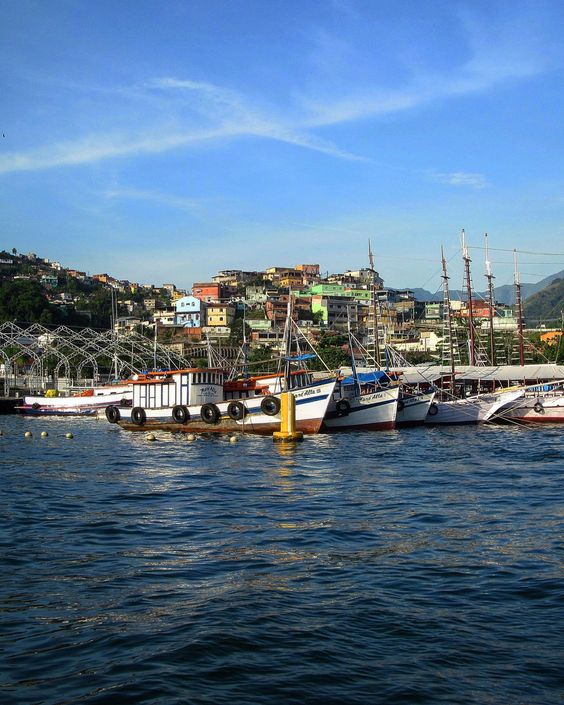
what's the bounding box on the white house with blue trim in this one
[174,295,205,328]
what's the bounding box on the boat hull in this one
[322,387,399,432]
[396,391,435,427]
[114,378,337,436]
[17,386,132,416]
[498,394,564,423]
[425,389,524,425]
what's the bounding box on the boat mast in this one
[282,293,294,390]
[368,238,381,368]
[484,233,496,366]
[441,247,456,394]
[514,250,525,366]
[347,307,360,397]
[242,302,249,379]
[461,229,476,366]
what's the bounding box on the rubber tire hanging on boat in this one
[227,401,247,421]
[533,401,544,414]
[32,402,41,410]
[261,396,281,416]
[172,405,190,424]
[428,402,439,416]
[335,399,351,417]
[131,407,147,426]
[201,403,221,424]
[397,399,405,412]
[105,405,121,423]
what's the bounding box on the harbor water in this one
[1,416,563,705]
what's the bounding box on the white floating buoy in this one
[229,435,238,443]
[24,431,33,438]
[146,433,156,442]
[41,431,48,438]
[65,432,74,439]
[187,434,196,442]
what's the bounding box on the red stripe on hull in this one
[118,417,323,435]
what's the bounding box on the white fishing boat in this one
[17,384,132,416]
[323,373,399,432]
[425,387,524,425]
[396,388,436,426]
[495,381,564,423]
[105,367,337,435]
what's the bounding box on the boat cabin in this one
[131,369,225,409]
[223,369,315,400]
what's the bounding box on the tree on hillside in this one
[0,279,57,324]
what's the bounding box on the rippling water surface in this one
[1,415,563,704]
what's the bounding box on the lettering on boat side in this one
[294,387,321,399]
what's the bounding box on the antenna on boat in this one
[513,249,525,366]
[461,228,476,366]
[484,233,496,366]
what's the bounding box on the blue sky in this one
[1,0,564,294]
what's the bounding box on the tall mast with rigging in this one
[441,247,456,394]
[484,233,496,366]
[461,229,476,366]
[514,250,525,366]
[367,238,381,368]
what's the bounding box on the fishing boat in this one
[323,371,399,432]
[17,384,132,416]
[495,380,564,423]
[396,388,436,426]
[105,367,337,435]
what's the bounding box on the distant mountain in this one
[492,270,564,306]
[405,269,564,305]
[523,277,564,324]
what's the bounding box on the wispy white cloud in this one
[0,8,550,176]
[0,77,365,174]
[103,187,203,211]
[433,171,488,189]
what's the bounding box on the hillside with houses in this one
[1,249,562,365]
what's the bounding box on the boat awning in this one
[342,371,390,385]
[392,363,564,384]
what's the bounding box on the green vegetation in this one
[524,278,564,327]
[0,279,56,324]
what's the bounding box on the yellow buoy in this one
[24,431,33,438]
[229,435,237,443]
[273,392,304,443]
[65,432,74,439]
[41,431,48,438]
[146,433,156,442]
[187,434,196,441]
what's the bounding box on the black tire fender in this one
[131,407,147,425]
[227,401,247,421]
[105,405,121,423]
[533,401,544,414]
[336,399,351,417]
[172,405,189,424]
[201,403,221,424]
[428,402,439,416]
[261,395,281,416]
